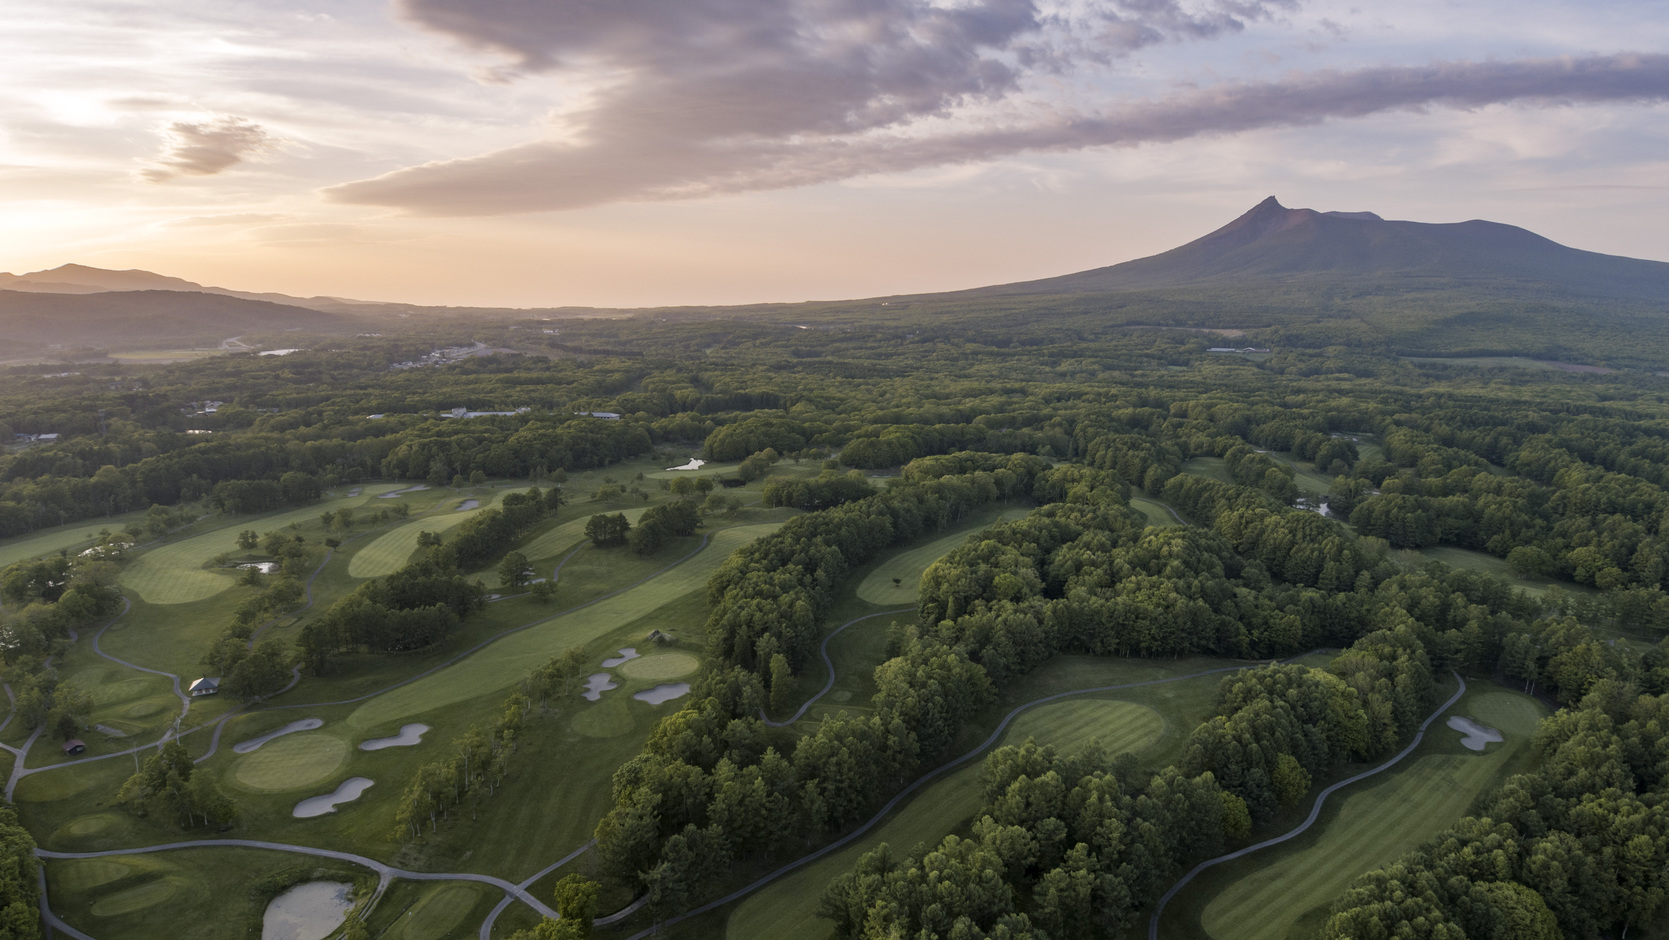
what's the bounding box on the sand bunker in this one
[666,458,707,471]
[634,683,691,705]
[293,778,374,818]
[263,881,354,940]
[234,719,324,755]
[1448,716,1504,751]
[379,485,430,499]
[358,723,429,751]
[583,673,618,702]
[602,648,640,668]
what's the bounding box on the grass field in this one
[1181,457,1236,485]
[726,697,1165,940]
[1183,688,1547,940]
[518,505,649,564]
[1410,545,1589,598]
[619,652,700,680]
[122,492,396,604]
[1130,497,1183,527]
[854,508,1030,605]
[348,489,527,579]
[0,508,153,568]
[346,524,779,731]
[230,733,352,793]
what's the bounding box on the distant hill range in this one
[0,263,391,314]
[974,196,1669,302]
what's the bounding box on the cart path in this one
[623,653,1331,940]
[1146,672,1468,940]
[761,608,914,727]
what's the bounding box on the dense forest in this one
[3,308,1669,937]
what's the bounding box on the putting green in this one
[571,698,636,738]
[727,697,1163,940]
[55,858,145,892]
[394,884,487,940]
[856,509,1031,606]
[64,814,118,837]
[231,733,351,792]
[619,652,699,680]
[346,524,779,731]
[122,698,172,719]
[519,506,649,563]
[91,878,181,917]
[1197,691,1545,940]
[122,493,389,604]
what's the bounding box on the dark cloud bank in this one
[327,0,1669,215]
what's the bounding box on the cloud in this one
[141,117,273,182]
[327,0,1669,215]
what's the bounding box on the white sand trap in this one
[263,881,354,940]
[379,485,431,499]
[293,778,374,818]
[456,499,480,511]
[666,458,707,471]
[358,723,429,751]
[583,673,618,702]
[602,648,640,668]
[234,719,324,754]
[1448,716,1504,751]
[634,682,691,705]
[347,489,361,497]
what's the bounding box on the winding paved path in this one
[1146,672,1468,940]
[761,608,913,727]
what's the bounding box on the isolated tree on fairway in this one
[498,551,533,589]
[236,529,259,551]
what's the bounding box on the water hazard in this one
[262,881,354,940]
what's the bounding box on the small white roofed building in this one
[189,677,221,696]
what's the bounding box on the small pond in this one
[235,719,324,755]
[1448,716,1504,751]
[634,682,692,705]
[293,778,374,818]
[358,723,429,751]
[262,881,354,940]
[602,648,640,668]
[457,499,481,511]
[582,673,618,702]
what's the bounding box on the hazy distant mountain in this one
[973,196,1669,302]
[0,263,378,312]
[0,289,354,354]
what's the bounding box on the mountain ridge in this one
[965,196,1669,302]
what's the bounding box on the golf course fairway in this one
[346,524,779,730]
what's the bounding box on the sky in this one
[1,0,1666,308]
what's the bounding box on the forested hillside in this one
[2,308,1667,939]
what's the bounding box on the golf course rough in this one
[345,523,780,731]
[1195,690,1544,940]
[519,506,650,563]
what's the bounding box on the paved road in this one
[1146,672,1468,940]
